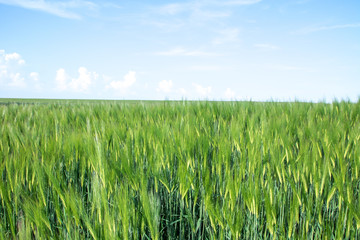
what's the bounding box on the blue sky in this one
[0,0,359,101]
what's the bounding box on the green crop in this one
[0,99,359,239]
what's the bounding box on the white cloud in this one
[224,88,235,99]
[157,80,173,93]
[190,7,231,20]
[0,0,97,19]
[8,73,26,87]
[0,64,6,79]
[30,72,42,90]
[151,0,259,32]
[212,28,240,45]
[158,3,185,15]
[178,88,187,95]
[55,68,68,91]
[4,52,25,64]
[0,69,6,79]
[156,47,217,57]
[192,83,212,97]
[0,49,28,87]
[157,0,261,15]
[293,23,360,34]
[1,50,25,65]
[151,2,232,31]
[55,67,97,92]
[107,71,136,92]
[69,67,98,92]
[254,43,279,50]
[30,72,39,81]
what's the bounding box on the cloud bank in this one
[55,67,98,92]
[0,49,31,87]
[107,71,137,92]
[157,80,173,93]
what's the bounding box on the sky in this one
[0,0,359,101]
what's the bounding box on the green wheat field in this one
[0,99,360,239]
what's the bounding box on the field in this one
[0,99,360,239]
